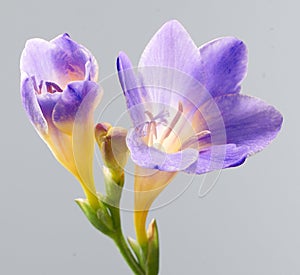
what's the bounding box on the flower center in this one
[144,102,183,149]
[31,76,63,95]
[143,101,211,152]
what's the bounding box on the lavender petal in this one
[199,37,248,97]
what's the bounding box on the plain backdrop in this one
[0,0,298,274]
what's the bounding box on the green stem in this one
[110,206,145,275]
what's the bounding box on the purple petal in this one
[126,129,199,171]
[37,93,61,125]
[199,37,248,97]
[201,94,283,154]
[137,66,212,121]
[20,34,98,88]
[72,81,103,194]
[136,20,212,119]
[117,52,147,126]
[184,144,249,174]
[20,38,57,83]
[51,33,98,82]
[21,76,48,135]
[52,81,100,134]
[138,20,201,80]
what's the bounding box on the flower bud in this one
[95,123,129,175]
[146,219,159,274]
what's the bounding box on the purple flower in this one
[117,20,283,244]
[20,34,102,208]
[117,20,282,175]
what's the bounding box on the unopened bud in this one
[146,219,159,274]
[95,123,129,173]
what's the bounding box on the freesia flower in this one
[117,20,283,244]
[20,33,102,208]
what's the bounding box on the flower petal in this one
[20,76,48,135]
[37,92,61,124]
[20,34,98,88]
[117,52,147,126]
[137,20,212,120]
[53,81,100,135]
[199,37,248,97]
[126,129,199,171]
[200,94,283,154]
[184,144,249,174]
[139,20,201,79]
[20,38,56,83]
[72,81,103,194]
[51,33,98,82]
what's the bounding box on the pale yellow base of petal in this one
[134,166,176,245]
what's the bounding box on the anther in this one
[45,82,63,93]
[31,76,42,94]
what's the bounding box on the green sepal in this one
[103,167,124,207]
[145,219,159,275]
[127,237,145,269]
[75,198,113,236]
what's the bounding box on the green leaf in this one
[75,198,113,236]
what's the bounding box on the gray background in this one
[0,0,298,274]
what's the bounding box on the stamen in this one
[45,82,63,94]
[151,121,157,140]
[180,130,211,150]
[38,80,43,92]
[145,120,157,146]
[159,101,183,144]
[31,76,42,94]
[31,76,38,93]
[148,123,154,146]
[145,110,154,121]
[144,111,158,146]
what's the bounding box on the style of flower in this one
[117,20,283,244]
[20,34,102,208]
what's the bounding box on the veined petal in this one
[200,94,283,154]
[20,34,98,89]
[20,38,57,83]
[139,20,201,80]
[137,20,211,119]
[184,144,249,174]
[117,52,147,126]
[72,81,103,194]
[51,33,99,82]
[126,129,199,171]
[199,37,248,97]
[137,66,212,121]
[21,76,48,135]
